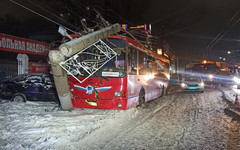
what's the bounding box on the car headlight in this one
[233,77,240,83]
[181,83,186,87]
[200,82,204,86]
[209,74,214,79]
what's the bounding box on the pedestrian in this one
[0,69,6,82]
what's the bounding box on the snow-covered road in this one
[0,88,239,150]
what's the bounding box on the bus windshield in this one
[64,38,127,78]
[93,38,127,77]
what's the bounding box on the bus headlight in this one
[233,76,240,83]
[114,92,121,97]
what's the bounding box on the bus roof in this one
[107,35,170,64]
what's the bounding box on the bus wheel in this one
[138,88,145,107]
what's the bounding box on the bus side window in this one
[139,51,145,75]
[155,60,164,76]
[139,51,153,75]
[128,47,137,75]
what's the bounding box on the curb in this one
[224,108,240,122]
[218,87,240,122]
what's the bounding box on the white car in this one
[181,76,204,93]
[233,76,240,89]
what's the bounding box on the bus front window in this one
[101,51,126,76]
[94,39,127,77]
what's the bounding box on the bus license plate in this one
[189,87,196,90]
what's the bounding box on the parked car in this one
[181,75,204,93]
[0,73,59,102]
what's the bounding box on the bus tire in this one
[138,88,145,107]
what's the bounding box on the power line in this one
[27,0,82,31]
[203,8,240,59]
[9,0,79,33]
[150,1,209,25]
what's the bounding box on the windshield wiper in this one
[102,76,109,81]
[100,76,109,85]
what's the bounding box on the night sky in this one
[1,0,240,68]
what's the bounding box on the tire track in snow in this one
[79,89,231,150]
[74,94,179,149]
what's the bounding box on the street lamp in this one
[227,51,231,54]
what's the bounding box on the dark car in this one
[0,73,59,102]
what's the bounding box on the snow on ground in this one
[221,85,239,103]
[0,100,120,150]
[0,87,239,150]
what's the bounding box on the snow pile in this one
[0,100,120,150]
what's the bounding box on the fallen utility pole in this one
[49,23,121,110]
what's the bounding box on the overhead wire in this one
[10,0,176,60]
[71,0,137,26]
[93,7,135,26]
[69,0,112,31]
[203,8,240,59]
[30,1,82,32]
[9,0,79,33]
[151,3,195,25]
[70,0,98,22]
[80,2,136,26]
[62,0,197,58]
[150,0,211,25]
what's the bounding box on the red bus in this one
[67,36,170,109]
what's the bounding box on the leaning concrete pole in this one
[49,23,121,110]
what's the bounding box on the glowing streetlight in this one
[157,49,163,55]
[227,51,231,54]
